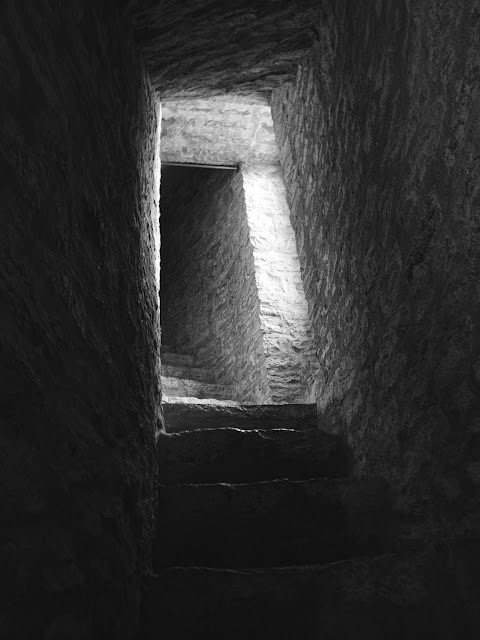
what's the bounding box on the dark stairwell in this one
[2,2,480,638]
[146,98,445,637]
[143,403,449,639]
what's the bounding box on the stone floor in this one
[161,345,237,402]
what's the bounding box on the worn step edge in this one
[154,477,392,568]
[161,376,235,400]
[163,396,240,406]
[141,554,455,639]
[162,401,318,431]
[157,475,388,491]
[150,553,429,601]
[158,427,353,484]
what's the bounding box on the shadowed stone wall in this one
[272,0,480,612]
[0,3,161,637]
[160,167,269,403]
[130,0,321,97]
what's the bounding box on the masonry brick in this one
[161,96,279,165]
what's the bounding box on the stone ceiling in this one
[160,95,280,165]
[128,0,321,98]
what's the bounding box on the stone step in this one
[161,352,194,368]
[154,477,391,569]
[162,401,317,432]
[163,396,240,406]
[158,427,352,484]
[141,554,453,639]
[161,363,215,383]
[161,376,234,401]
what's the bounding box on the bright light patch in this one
[152,100,162,297]
[242,165,317,402]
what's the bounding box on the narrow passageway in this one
[3,3,478,637]
[159,164,251,404]
[140,95,453,638]
[159,98,317,407]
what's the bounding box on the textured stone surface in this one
[154,477,390,568]
[130,0,321,97]
[161,96,279,165]
[163,396,240,407]
[160,166,269,402]
[161,364,214,383]
[161,376,234,401]
[163,401,318,432]
[271,0,480,582]
[243,165,318,403]
[5,0,479,634]
[160,95,318,403]
[0,4,160,637]
[158,427,352,484]
[141,554,455,639]
[160,351,194,368]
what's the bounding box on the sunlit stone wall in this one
[161,96,279,166]
[242,165,317,403]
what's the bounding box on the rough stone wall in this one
[160,167,269,403]
[242,165,318,403]
[0,4,161,637]
[130,0,321,97]
[161,96,279,166]
[271,0,480,610]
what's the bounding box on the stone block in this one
[141,554,454,640]
[161,364,214,383]
[158,426,352,484]
[162,401,318,432]
[161,376,235,401]
[154,477,391,568]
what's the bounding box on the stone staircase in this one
[161,344,236,402]
[140,401,452,639]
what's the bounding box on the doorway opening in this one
[159,97,317,404]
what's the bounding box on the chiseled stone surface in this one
[271,0,480,583]
[161,376,234,401]
[160,167,270,403]
[161,364,214,384]
[163,396,240,407]
[158,427,352,484]
[161,96,279,165]
[141,554,454,639]
[130,0,321,97]
[0,4,160,638]
[162,401,318,432]
[160,351,194,368]
[154,477,390,568]
[243,165,318,403]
